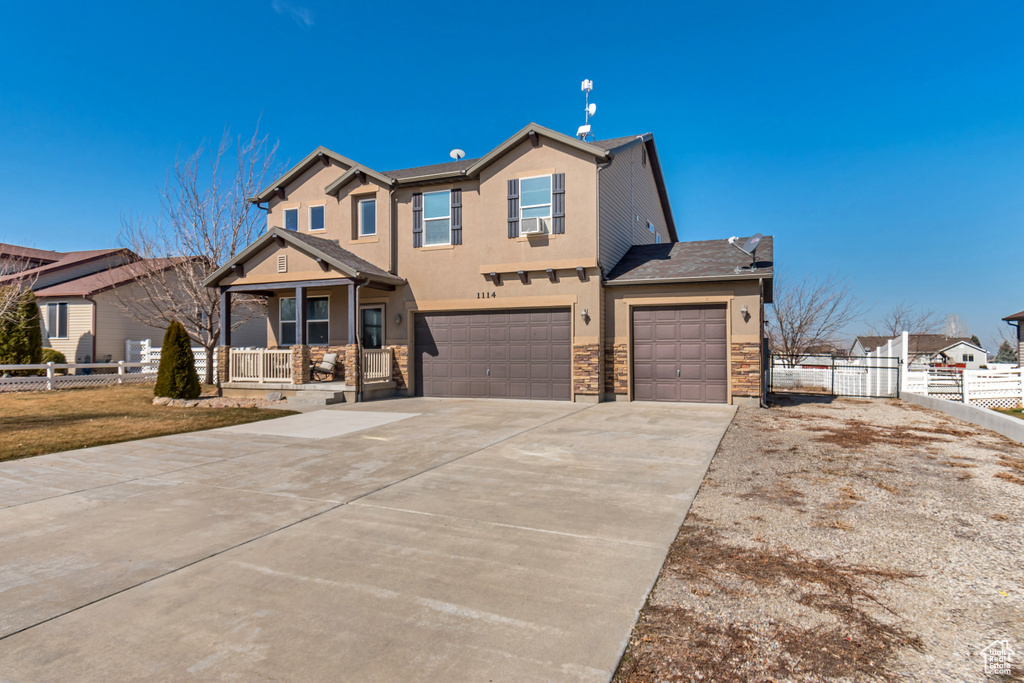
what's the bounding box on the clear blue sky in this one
[2,0,1022,347]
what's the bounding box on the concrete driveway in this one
[0,398,734,682]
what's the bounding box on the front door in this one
[360,306,384,349]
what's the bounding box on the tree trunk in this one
[204,342,215,386]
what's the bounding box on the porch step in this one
[286,389,355,406]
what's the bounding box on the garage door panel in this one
[416,309,570,400]
[632,305,728,404]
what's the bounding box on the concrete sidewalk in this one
[0,398,734,681]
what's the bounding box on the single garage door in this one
[632,305,728,403]
[414,308,571,400]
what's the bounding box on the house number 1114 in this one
[476,292,497,299]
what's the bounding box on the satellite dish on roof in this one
[450,149,465,161]
[729,232,763,273]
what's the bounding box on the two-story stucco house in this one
[203,123,774,405]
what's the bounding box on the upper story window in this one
[423,190,451,246]
[47,302,68,339]
[309,205,325,231]
[359,198,376,237]
[284,208,298,231]
[520,175,552,220]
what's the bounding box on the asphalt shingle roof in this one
[605,236,774,283]
[33,258,190,297]
[283,231,402,283]
[0,248,133,285]
[855,334,981,354]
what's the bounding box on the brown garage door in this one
[414,309,571,400]
[632,305,728,403]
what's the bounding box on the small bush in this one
[36,348,67,375]
[154,320,200,399]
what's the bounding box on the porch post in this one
[347,282,357,344]
[219,289,231,346]
[295,285,306,346]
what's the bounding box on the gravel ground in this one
[616,396,1024,682]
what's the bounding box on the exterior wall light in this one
[395,313,403,325]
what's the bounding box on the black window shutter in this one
[552,173,565,234]
[451,188,462,245]
[507,179,519,238]
[412,193,423,248]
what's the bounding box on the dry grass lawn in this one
[0,385,294,462]
[616,397,1024,682]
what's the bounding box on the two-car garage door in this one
[414,309,571,401]
[632,305,728,403]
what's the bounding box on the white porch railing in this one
[229,349,292,383]
[362,348,392,382]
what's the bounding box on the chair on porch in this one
[311,353,338,381]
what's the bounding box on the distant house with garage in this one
[203,122,775,405]
[851,334,987,369]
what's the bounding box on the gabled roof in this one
[605,236,774,285]
[382,158,478,180]
[1003,309,1024,321]
[202,228,405,288]
[0,243,64,264]
[461,123,611,178]
[0,248,137,286]
[324,164,397,197]
[34,257,192,297]
[252,146,361,203]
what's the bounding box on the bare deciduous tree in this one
[766,272,863,363]
[0,256,39,325]
[116,124,279,384]
[942,313,969,338]
[870,303,941,336]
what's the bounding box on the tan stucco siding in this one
[266,286,354,347]
[222,241,345,286]
[598,143,670,273]
[265,160,395,274]
[36,298,94,361]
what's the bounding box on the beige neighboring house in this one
[203,123,774,405]
[0,243,266,363]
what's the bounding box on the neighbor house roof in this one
[0,248,137,286]
[0,243,64,264]
[604,236,774,285]
[854,334,983,355]
[202,228,405,288]
[1003,309,1024,321]
[33,257,191,297]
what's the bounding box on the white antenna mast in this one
[577,79,596,141]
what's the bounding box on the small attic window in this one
[277,255,287,273]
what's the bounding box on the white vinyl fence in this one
[0,362,156,392]
[125,339,215,377]
[877,331,1023,409]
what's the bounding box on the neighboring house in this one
[1003,308,1023,367]
[851,334,988,369]
[204,122,774,405]
[1,244,266,363]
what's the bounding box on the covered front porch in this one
[202,228,407,404]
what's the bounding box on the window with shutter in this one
[551,173,565,234]
[450,188,462,245]
[412,193,423,248]
[507,179,519,238]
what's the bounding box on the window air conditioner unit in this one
[521,217,547,235]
